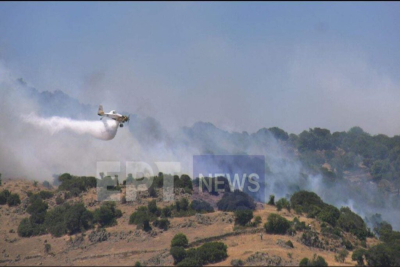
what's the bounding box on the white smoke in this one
[22,113,119,140]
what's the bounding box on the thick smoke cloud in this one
[1,62,399,230]
[22,114,119,140]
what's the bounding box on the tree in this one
[268,195,275,205]
[217,190,256,211]
[0,189,11,205]
[171,233,189,248]
[93,202,122,227]
[42,181,51,189]
[264,213,290,234]
[170,246,186,264]
[27,198,49,224]
[335,248,349,263]
[7,193,21,206]
[148,200,158,214]
[0,173,2,186]
[317,204,340,227]
[352,248,366,266]
[234,210,253,226]
[196,242,228,264]
[190,200,214,213]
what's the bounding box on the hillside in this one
[0,177,384,266]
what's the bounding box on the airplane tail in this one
[98,105,104,116]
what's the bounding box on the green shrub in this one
[171,233,189,248]
[190,200,214,213]
[7,193,21,206]
[162,206,172,218]
[234,209,253,226]
[285,240,294,248]
[45,202,93,237]
[217,190,256,211]
[254,216,262,226]
[317,204,340,226]
[55,196,64,205]
[170,246,187,264]
[176,257,202,267]
[337,207,368,240]
[299,254,328,266]
[39,191,54,200]
[335,248,349,263]
[264,213,290,234]
[0,189,11,205]
[58,174,97,196]
[268,195,275,205]
[44,243,51,253]
[27,198,49,224]
[196,242,228,264]
[352,248,366,266]
[365,243,400,266]
[42,181,51,189]
[276,198,290,212]
[153,218,170,230]
[93,202,122,227]
[290,191,325,214]
[148,200,158,214]
[129,206,154,230]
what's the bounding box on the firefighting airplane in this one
[98,105,130,127]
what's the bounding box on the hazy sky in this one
[1,2,400,135]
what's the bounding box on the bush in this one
[193,176,231,195]
[299,258,309,266]
[55,196,64,205]
[129,206,149,224]
[18,218,34,237]
[153,218,170,230]
[317,204,340,226]
[254,216,262,226]
[335,248,349,263]
[290,191,324,214]
[162,206,172,218]
[352,248,366,266]
[177,257,202,267]
[171,233,189,248]
[337,207,368,240]
[0,189,11,205]
[27,198,49,224]
[264,213,290,234]
[93,202,122,227]
[299,254,328,266]
[7,193,21,206]
[190,200,214,213]
[365,243,400,266]
[58,174,97,196]
[39,191,54,200]
[148,200,158,214]
[285,240,294,248]
[276,198,290,212]
[268,195,275,205]
[234,209,253,226]
[170,246,186,264]
[44,243,51,253]
[42,181,51,189]
[45,202,93,237]
[217,190,256,211]
[196,242,228,264]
